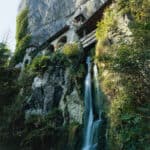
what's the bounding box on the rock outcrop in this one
[25,65,84,124]
[19,0,107,45]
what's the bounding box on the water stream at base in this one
[82,57,102,150]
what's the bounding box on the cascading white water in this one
[82,58,102,150]
[83,57,94,150]
[92,64,103,149]
[93,64,103,116]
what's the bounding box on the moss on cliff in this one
[11,8,31,65]
[95,0,150,149]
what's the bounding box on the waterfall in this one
[82,58,103,150]
[83,57,94,150]
[92,64,103,150]
[93,64,103,117]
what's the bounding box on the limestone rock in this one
[66,88,83,124]
[25,66,83,124]
[19,0,107,45]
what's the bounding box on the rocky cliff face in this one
[15,48,85,149]
[19,0,107,45]
[17,0,108,125]
[25,65,83,124]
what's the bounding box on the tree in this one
[0,42,19,109]
[0,43,10,67]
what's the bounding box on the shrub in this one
[30,55,50,74]
[63,43,80,57]
[96,8,117,57]
[96,8,116,43]
[13,35,31,64]
[29,52,70,75]
[0,43,10,67]
[0,43,19,108]
[49,51,69,66]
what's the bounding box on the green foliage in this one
[13,35,31,64]
[63,43,80,57]
[0,43,20,144]
[0,43,19,108]
[16,9,28,40]
[12,8,31,65]
[96,8,116,42]
[109,90,149,150]
[96,1,150,149]
[69,63,85,79]
[29,52,69,75]
[0,43,10,67]
[0,20,84,150]
[25,108,63,131]
[69,63,85,97]
[95,7,117,57]
[117,0,150,23]
[49,51,69,66]
[12,48,84,149]
[62,43,84,85]
[30,55,50,74]
[111,44,150,75]
[21,109,69,150]
[0,68,19,107]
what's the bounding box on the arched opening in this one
[74,14,86,22]
[73,14,86,27]
[47,44,54,52]
[58,36,67,44]
[56,36,67,49]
